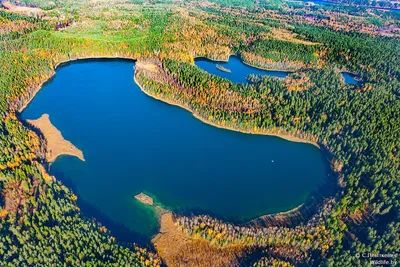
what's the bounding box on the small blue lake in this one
[342,72,359,85]
[195,56,289,83]
[21,59,329,243]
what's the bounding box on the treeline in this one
[293,25,400,85]
[241,39,320,70]
[176,204,336,263]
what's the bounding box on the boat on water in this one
[216,64,231,73]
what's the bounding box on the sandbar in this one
[134,192,154,206]
[26,114,84,163]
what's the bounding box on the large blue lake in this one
[21,59,329,243]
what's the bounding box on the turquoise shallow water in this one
[21,59,329,243]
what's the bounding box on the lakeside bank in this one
[134,61,320,149]
[26,114,84,162]
[17,55,335,244]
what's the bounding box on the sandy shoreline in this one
[26,114,85,162]
[18,56,136,163]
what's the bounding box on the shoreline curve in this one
[133,73,320,149]
[17,55,334,230]
[26,114,85,163]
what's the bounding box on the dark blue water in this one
[21,59,328,241]
[342,72,359,85]
[195,56,289,83]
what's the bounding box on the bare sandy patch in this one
[135,192,154,206]
[135,61,159,73]
[26,114,84,163]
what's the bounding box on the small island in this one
[216,64,231,73]
[134,192,169,217]
[26,114,85,163]
[134,192,154,206]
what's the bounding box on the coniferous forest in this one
[0,0,399,266]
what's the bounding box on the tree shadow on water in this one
[173,169,339,229]
[51,169,154,249]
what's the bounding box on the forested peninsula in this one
[0,0,399,266]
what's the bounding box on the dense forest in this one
[0,0,399,266]
[241,39,320,70]
[135,8,400,265]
